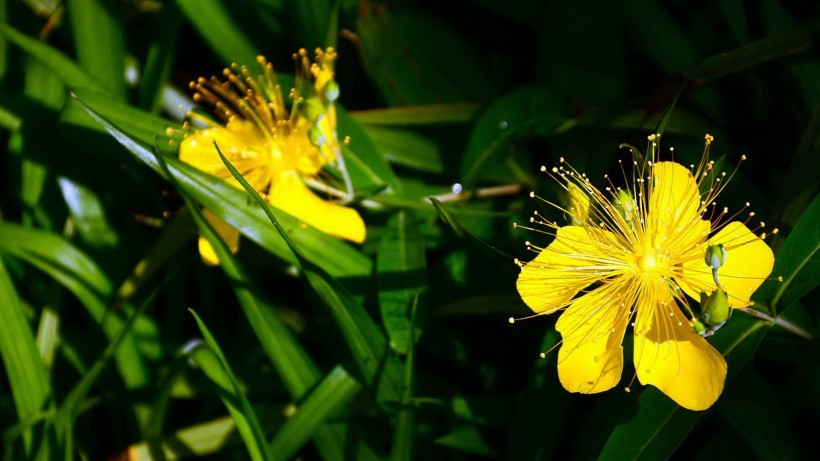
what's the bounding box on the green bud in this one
[308,126,325,147]
[704,243,727,270]
[303,97,326,122]
[694,288,732,337]
[324,79,340,102]
[691,318,709,336]
[613,189,637,221]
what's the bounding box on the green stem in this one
[735,307,814,341]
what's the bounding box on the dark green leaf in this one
[377,210,427,354]
[758,192,820,313]
[213,141,404,404]
[430,198,512,261]
[269,366,361,460]
[57,176,118,247]
[0,259,52,454]
[435,425,497,457]
[363,125,443,173]
[159,143,378,461]
[0,223,149,389]
[0,23,100,91]
[66,0,126,98]
[718,367,797,461]
[355,6,494,105]
[459,85,570,188]
[73,92,373,279]
[187,310,272,461]
[174,0,259,68]
[350,103,481,126]
[597,317,769,460]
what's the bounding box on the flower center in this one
[639,254,658,273]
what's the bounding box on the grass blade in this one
[0,223,148,389]
[377,210,427,354]
[212,141,404,403]
[174,0,259,67]
[269,366,361,460]
[66,0,126,98]
[0,23,100,91]
[155,142,377,461]
[187,310,272,461]
[0,258,52,455]
[72,92,372,279]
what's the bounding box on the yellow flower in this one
[515,134,775,411]
[179,49,366,265]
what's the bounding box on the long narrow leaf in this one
[155,144,375,461]
[66,0,126,98]
[174,0,258,67]
[269,366,361,460]
[0,223,148,389]
[73,92,372,279]
[188,310,272,461]
[213,141,404,403]
[0,258,52,454]
[0,23,100,90]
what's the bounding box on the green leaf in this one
[390,296,418,461]
[66,0,126,98]
[174,0,259,68]
[459,85,570,188]
[717,367,798,461]
[350,103,481,126]
[777,105,820,227]
[759,192,820,313]
[53,283,161,457]
[536,1,625,106]
[363,125,443,173]
[758,0,820,105]
[0,222,148,389]
[62,88,180,156]
[213,141,404,404]
[285,0,332,50]
[137,4,182,112]
[337,105,402,193]
[113,209,196,306]
[0,258,52,454]
[377,210,427,354]
[57,176,118,247]
[188,309,272,461]
[156,144,377,461]
[596,317,768,461]
[122,416,239,459]
[0,222,111,297]
[434,425,497,457]
[72,92,372,279]
[618,0,718,116]
[0,23,100,91]
[430,198,512,261]
[355,6,494,105]
[269,366,361,460]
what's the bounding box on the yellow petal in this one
[516,226,620,314]
[649,162,706,251]
[677,221,774,307]
[633,280,727,411]
[179,124,271,192]
[555,280,631,393]
[197,209,241,266]
[268,172,366,243]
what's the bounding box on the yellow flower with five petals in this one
[179,48,365,265]
[515,134,775,411]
